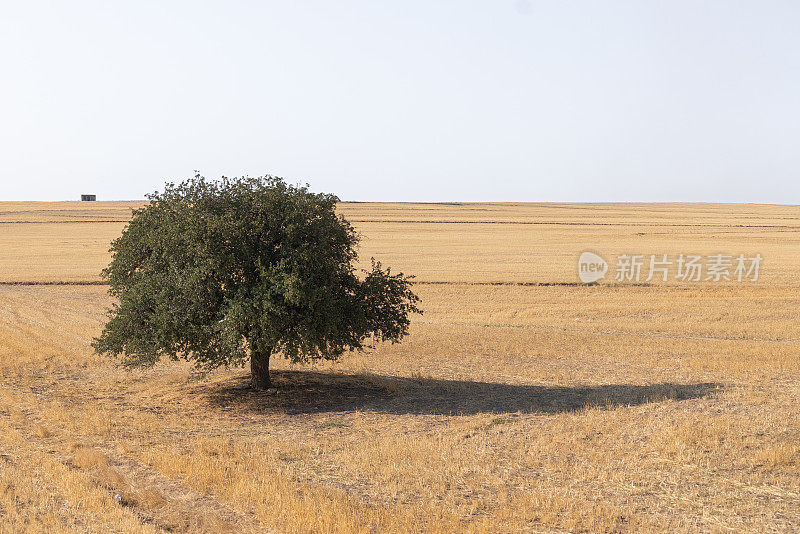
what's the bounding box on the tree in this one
[93,174,421,389]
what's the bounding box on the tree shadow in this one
[205,370,721,416]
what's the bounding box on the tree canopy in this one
[93,175,421,388]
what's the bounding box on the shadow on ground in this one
[205,370,721,416]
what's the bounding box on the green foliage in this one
[93,174,421,373]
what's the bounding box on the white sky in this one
[1,1,798,202]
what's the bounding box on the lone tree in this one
[93,175,421,389]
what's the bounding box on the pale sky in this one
[1,1,798,202]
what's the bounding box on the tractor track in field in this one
[418,320,800,346]
[2,385,267,533]
[2,218,800,230]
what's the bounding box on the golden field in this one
[0,201,799,532]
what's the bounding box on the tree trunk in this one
[250,348,272,389]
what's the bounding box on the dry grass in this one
[0,201,799,532]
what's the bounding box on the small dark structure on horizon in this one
[81,194,96,201]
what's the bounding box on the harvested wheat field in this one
[1,201,799,533]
